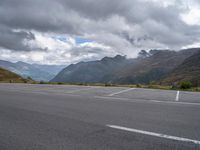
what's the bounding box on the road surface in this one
[0,83,200,150]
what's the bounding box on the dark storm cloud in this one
[0,0,200,52]
[0,25,35,51]
[0,0,78,33]
[59,0,129,20]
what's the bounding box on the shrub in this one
[105,83,112,86]
[39,81,45,84]
[136,84,142,88]
[179,81,192,89]
[57,82,64,85]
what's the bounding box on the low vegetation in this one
[1,67,199,92]
[0,67,35,83]
[179,81,192,89]
[39,81,200,92]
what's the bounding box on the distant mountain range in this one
[1,48,199,86]
[51,48,200,86]
[0,60,65,81]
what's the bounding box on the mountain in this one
[0,67,30,83]
[161,50,200,86]
[109,48,200,84]
[0,60,65,81]
[52,48,200,85]
[51,55,130,83]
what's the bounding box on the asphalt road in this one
[0,83,200,150]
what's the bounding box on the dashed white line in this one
[176,91,180,101]
[66,87,98,94]
[94,96,200,106]
[108,88,135,96]
[107,125,200,145]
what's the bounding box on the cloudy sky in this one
[0,0,200,65]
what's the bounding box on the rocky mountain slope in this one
[161,50,200,86]
[52,48,200,85]
[51,55,131,83]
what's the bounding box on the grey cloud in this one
[0,25,35,51]
[60,0,200,49]
[59,0,129,20]
[0,0,200,54]
[70,47,104,57]
[0,0,78,34]
[120,32,154,46]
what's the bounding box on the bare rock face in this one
[161,50,200,86]
[52,48,200,85]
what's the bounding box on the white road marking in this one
[66,87,97,94]
[176,91,180,101]
[107,125,200,145]
[108,88,135,96]
[95,96,200,106]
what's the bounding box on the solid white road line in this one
[95,96,200,106]
[107,125,200,145]
[176,91,180,101]
[108,88,135,96]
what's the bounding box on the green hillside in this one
[0,67,31,83]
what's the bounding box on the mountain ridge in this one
[161,50,200,86]
[51,48,200,86]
